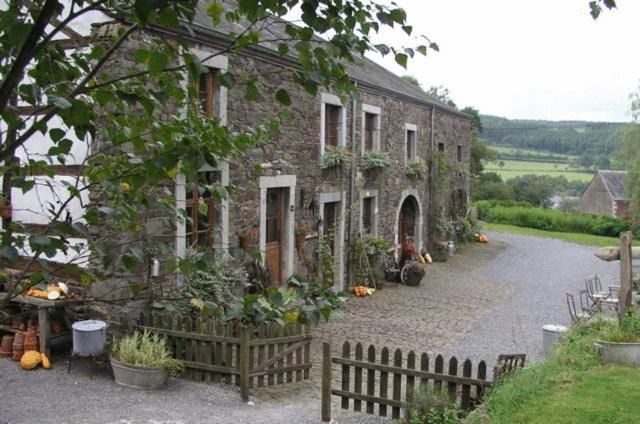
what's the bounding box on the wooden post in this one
[619,231,633,325]
[38,307,49,357]
[239,326,250,402]
[321,342,332,422]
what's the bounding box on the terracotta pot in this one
[0,335,14,358]
[239,235,251,251]
[12,332,25,361]
[295,233,306,252]
[0,205,11,219]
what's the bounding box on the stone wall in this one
[223,52,472,287]
[576,175,614,217]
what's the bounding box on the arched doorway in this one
[395,193,422,261]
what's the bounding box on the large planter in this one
[595,340,640,367]
[111,358,168,389]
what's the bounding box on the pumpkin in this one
[354,285,368,297]
[20,351,41,370]
[424,253,433,264]
[41,354,51,369]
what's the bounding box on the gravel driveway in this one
[0,231,620,423]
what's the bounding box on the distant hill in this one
[480,115,626,169]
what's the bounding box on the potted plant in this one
[321,146,353,170]
[110,330,184,389]
[239,226,258,251]
[595,309,640,367]
[360,151,391,172]
[295,224,310,255]
[405,159,427,179]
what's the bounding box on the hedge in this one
[475,200,631,237]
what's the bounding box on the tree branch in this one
[0,0,60,114]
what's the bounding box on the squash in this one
[41,353,51,369]
[20,351,41,370]
[47,290,60,301]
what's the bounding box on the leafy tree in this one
[0,0,434,305]
[507,175,555,207]
[469,138,496,177]
[470,172,514,202]
[401,75,422,89]
[461,106,483,133]
[427,85,457,108]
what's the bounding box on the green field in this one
[490,145,573,160]
[485,159,594,182]
[484,222,630,246]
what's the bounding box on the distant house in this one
[576,170,630,219]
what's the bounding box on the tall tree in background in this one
[401,75,422,89]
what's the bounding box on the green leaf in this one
[121,255,138,272]
[278,43,289,56]
[130,282,142,296]
[245,81,261,101]
[395,53,408,68]
[374,44,390,56]
[275,89,291,106]
[206,1,224,25]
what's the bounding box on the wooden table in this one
[0,292,71,356]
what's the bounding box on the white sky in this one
[369,0,640,122]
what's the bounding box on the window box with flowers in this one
[405,159,427,179]
[321,146,353,170]
[360,151,392,172]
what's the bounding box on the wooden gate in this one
[123,312,312,400]
[321,341,525,422]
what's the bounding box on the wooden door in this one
[399,198,416,249]
[266,188,285,284]
[323,201,338,257]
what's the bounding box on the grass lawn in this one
[507,366,640,424]
[476,321,640,424]
[483,222,626,247]
[490,145,573,160]
[485,159,593,182]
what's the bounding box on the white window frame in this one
[320,93,347,160]
[259,175,297,281]
[361,104,381,154]
[176,49,230,264]
[404,123,418,164]
[319,191,346,291]
[359,189,379,237]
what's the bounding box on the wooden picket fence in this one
[122,312,312,400]
[321,341,524,422]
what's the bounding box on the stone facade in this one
[88,27,472,298]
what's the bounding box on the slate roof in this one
[188,0,464,116]
[599,170,627,200]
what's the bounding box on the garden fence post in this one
[619,231,633,325]
[240,326,250,402]
[321,341,332,422]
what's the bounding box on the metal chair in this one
[566,292,591,324]
[585,277,608,306]
[578,289,598,316]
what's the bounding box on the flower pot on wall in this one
[111,358,168,389]
[0,205,11,219]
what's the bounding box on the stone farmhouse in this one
[577,170,630,219]
[5,1,472,293]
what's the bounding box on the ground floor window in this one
[185,171,220,248]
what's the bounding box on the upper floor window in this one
[320,93,346,157]
[325,104,341,147]
[405,123,417,163]
[186,171,219,248]
[362,104,381,153]
[437,142,445,153]
[198,72,216,117]
[457,145,462,162]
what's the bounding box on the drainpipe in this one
[346,83,359,289]
[427,105,436,248]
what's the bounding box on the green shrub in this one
[321,146,353,169]
[474,200,631,237]
[403,388,459,424]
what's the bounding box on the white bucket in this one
[542,324,568,356]
[72,320,107,356]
